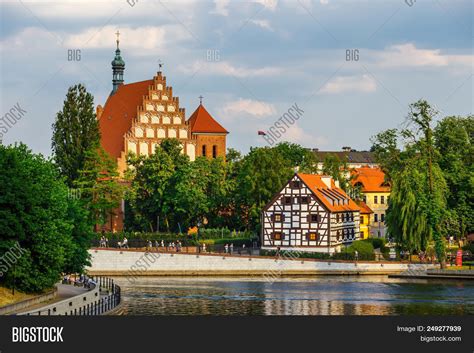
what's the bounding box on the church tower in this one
[111,31,125,95]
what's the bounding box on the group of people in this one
[145,239,184,252]
[63,274,96,289]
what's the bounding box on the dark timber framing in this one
[261,174,360,254]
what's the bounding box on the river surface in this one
[112,276,474,315]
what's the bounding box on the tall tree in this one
[273,142,318,173]
[52,84,100,187]
[125,141,178,232]
[434,115,474,236]
[74,146,125,229]
[236,147,293,231]
[372,100,448,267]
[0,144,92,292]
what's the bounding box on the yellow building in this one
[352,167,391,238]
[356,201,373,239]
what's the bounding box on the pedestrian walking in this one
[224,244,229,254]
[230,243,234,254]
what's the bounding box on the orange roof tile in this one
[351,167,390,192]
[187,104,228,134]
[99,80,153,159]
[298,173,360,212]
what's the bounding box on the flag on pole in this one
[258,130,266,136]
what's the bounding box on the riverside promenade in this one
[86,248,435,276]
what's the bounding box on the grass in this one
[0,286,34,307]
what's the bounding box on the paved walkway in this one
[13,284,89,314]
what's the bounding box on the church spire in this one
[111,30,125,95]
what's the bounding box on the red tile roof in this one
[99,80,153,159]
[188,104,228,134]
[298,173,360,212]
[351,167,390,193]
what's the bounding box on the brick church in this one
[98,33,228,176]
[97,33,228,231]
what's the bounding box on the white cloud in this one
[211,0,230,16]
[375,43,473,68]
[212,0,278,16]
[254,0,278,11]
[220,98,276,119]
[319,74,377,94]
[179,61,282,78]
[249,19,274,31]
[63,25,191,55]
[0,27,62,51]
[320,0,329,4]
[279,124,327,146]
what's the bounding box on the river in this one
[112,276,474,315]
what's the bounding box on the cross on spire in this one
[158,59,163,72]
[115,30,120,49]
[199,95,204,105]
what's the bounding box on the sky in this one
[0,0,472,156]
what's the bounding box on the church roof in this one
[351,167,390,193]
[99,79,153,159]
[187,104,228,134]
[298,173,360,213]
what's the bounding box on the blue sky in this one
[0,0,472,156]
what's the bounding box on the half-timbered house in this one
[261,173,361,254]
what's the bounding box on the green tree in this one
[273,142,318,172]
[125,142,177,232]
[236,147,293,231]
[372,100,448,267]
[434,115,474,236]
[52,84,100,187]
[74,146,125,229]
[0,144,91,292]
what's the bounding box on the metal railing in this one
[23,276,121,316]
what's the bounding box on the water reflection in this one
[112,276,474,316]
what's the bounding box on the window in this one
[306,232,318,241]
[374,196,378,204]
[336,214,340,223]
[272,213,284,222]
[308,214,320,223]
[337,230,341,241]
[284,196,292,205]
[212,145,217,158]
[300,196,310,204]
[272,232,283,240]
[202,145,207,156]
[381,195,385,204]
[362,195,367,203]
[374,214,378,222]
[290,180,301,189]
[360,215,364,224]
[350,213,354,221]
[381,214,385,222]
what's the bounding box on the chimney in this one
[321,175,332,188]
[335,180,340,189]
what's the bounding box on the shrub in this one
[462,243,474,253]
[364,237,386,250]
